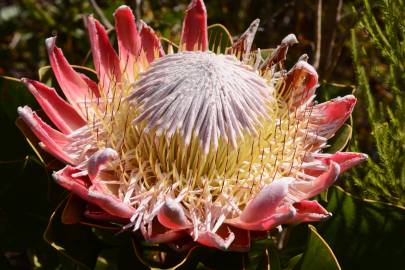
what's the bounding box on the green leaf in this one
[284,254,302,270]
[247,238,281,270]
[43,197,103,269]
[298,225,341,270]
[317,187,405,270]
[207,24,233,54]
[327,124,352,153]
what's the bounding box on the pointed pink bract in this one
[22,78,86,134]
[18,106,76,164]
[309,95,357,138]
[139,21,164,63]
[114,5,141,81]
[289,200,331,223]
[46,37,99,116]
[285,61,318,107]
[318,152,368,173]
[87,16,121,91]
[180,0,208,51]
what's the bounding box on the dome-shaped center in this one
[129,51,271,153]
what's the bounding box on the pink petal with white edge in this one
[226,179,297,231]
[87,187,135,219]
[290,161,340,201]
[18,106,76,164]
[46,37,99,115]
[157,198,191,230]
[114,5,141,81]
[288,200,331,224]
[240,178,292,223]
[180,0,208,51]
[87,148,118,181]
[86,15,121,91]
[139,21,164,63]
[308,95,357,139]
[22,78,86,134]
[285,61,318,108]
[317,152,368,173]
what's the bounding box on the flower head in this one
[18,0,366,251]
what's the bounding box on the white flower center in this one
[128,51,272,153]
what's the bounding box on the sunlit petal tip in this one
[325,95,357,119]
[240,178,292,223]
[290,200,331,223]
[325,152,368,173]
[294,60,318,79]
[158,198,190,230]
[309,95,357,138]
[113,4,130,14]
[299,54,309,62]
[87,148,118,181]
[180,0,208,51]
[281,33,298,45]
[285,61,319,107]
[114,4,141,79]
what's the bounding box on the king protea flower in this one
[18,0,367,251]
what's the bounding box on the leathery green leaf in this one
[298,225,341,270]
[327,124,353,153]
[247,238,281,270]
[317,186,405,270]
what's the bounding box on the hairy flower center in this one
[129,51,271,153]
[92,51,310,228]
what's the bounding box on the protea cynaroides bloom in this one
[17,0,367,251]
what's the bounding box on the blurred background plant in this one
[0,0,404,269]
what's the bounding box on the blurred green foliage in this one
[0,0,404,269]
[343,0,405,205]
